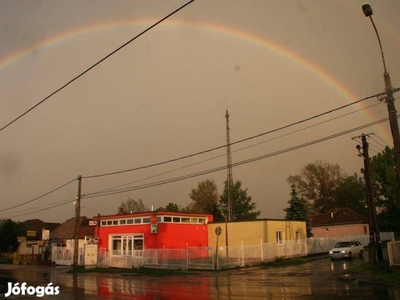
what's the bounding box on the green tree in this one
[287,160,344,214]
[188,179,224,221]
[157,202,181,212]
[119,197,149,213]
[369,146,400,232]
[220,180,260,220]
[0,219,19,252]
[284,185,313,237]
[335,173,368,217]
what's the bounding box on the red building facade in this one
[94,211,213,255]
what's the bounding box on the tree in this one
[188,179,224,221]
[335,173,368,217]
[287,160,344,214]
[219,180,260,221]
[0,219,19,252]
[119,197,149,213]
[369,146,400,232]
[284,185,313,237]
[157,202,181,212]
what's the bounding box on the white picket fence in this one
[96,233,395,270]
[97,239,307,270]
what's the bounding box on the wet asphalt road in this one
[1,255,399,299]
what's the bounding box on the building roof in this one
[50,216,94,240]
[309,208,368,227]
[95,210,214,220]
[18,219,61,240]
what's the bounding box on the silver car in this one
[329,240,364,260]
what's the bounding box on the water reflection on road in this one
[1,256,400,299]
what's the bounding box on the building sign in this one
[27,230,36,237]
[89,220,97,226]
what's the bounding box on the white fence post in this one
[260,239,264,262]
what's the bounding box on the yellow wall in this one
[208,220,306,247]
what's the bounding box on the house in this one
[16,219,60,264]
[50,216,95,266]
[208,219,307,246]
[309,208,369,239]
[93,210,213,267]
[208,219,307,262]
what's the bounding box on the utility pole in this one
[73,175,82,269]
[353,134,383,263]
[362,3,400,186]
[225,109,234,221]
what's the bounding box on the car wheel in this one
[359,250,364,258]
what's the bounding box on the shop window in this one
[173,217,180,223]
[199,218,206,224]
[164,216,172,222]
[113,220,118,225]
[120,220,126,225]
[143,217,150,223]
[107,220,112,226]
[134,218,141,224]
[101,221,107,226]
[191,218,198,223]
[111,235,144,256]
[182,217,190,223]
[127,219,133,225]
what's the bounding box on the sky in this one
[0,0,399,224]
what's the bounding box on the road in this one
[1,255,399,299]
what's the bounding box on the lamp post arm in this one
[368,16,387,73]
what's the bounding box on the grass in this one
[260,257,308,268]
[346,260,400,285]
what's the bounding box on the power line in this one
[82,117,388,199]
[7,198,75,219]
[0,177,77,212]
[85,100,384,197]
[0,0,195,133]
[1,97,387,214]
[6,117,389,217]
[83,93,379,179]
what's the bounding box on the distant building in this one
[16,219,60,263]
[208,219,307,247]
[309,208,369,238]
[50,216,94,266]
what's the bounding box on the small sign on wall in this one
[151,224,158,234]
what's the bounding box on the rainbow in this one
[0,18,392,142]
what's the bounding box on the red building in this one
[94,210,213,255]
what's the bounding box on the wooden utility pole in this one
[73,175,82,268]
[225,110,233,221]
[353,134,383,263]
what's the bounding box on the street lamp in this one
[362,3,400,185]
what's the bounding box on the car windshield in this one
[334,242,351,248]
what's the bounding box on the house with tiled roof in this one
[309,208,369,239]
[50,216,95,266]
[16,219,60,263]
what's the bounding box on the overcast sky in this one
[0,0,399,224]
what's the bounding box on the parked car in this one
[329,240,364,260]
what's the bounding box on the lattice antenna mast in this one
[225,110,234,221]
